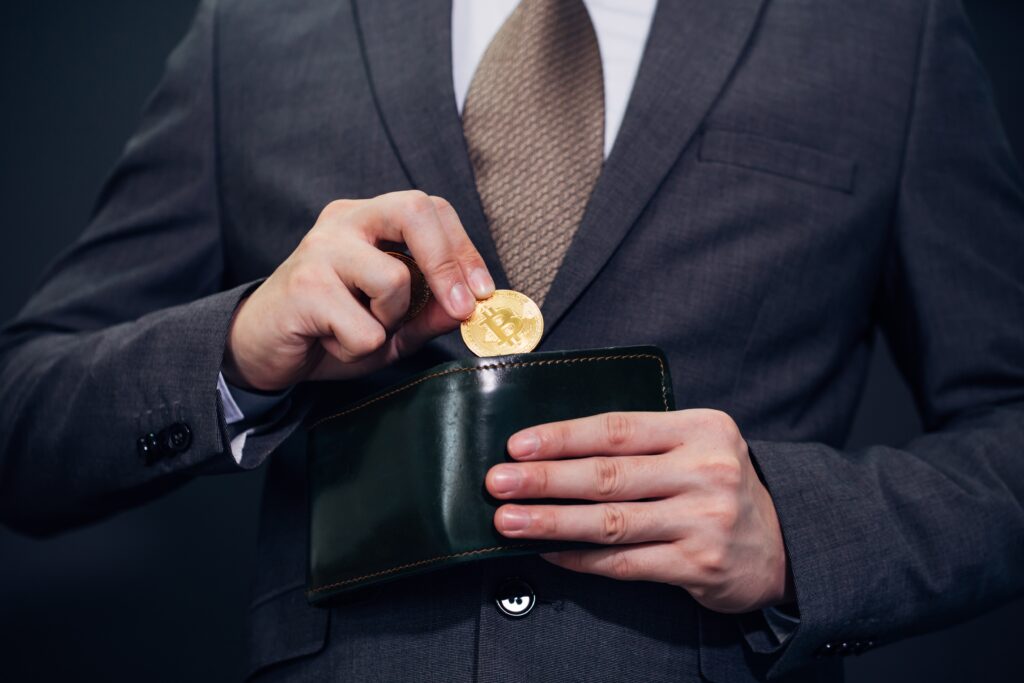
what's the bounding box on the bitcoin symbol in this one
[461,289,544,357]
[481,307,523,346]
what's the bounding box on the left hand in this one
[484,409,793,614]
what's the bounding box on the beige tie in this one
[462,0,605,307]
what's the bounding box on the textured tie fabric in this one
[462,0,605,306]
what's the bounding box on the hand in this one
[484,410,793,614]
[223,191,494,391]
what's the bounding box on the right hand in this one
[223,191,495,391]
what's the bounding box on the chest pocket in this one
[698,129,857,194]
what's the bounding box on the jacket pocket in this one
[698,129,857,194]
[244,582,329,679]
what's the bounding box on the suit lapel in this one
[352,0,510,288]
[352,0,767,323]
[541,0,767,333]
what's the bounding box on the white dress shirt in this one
[220,0,659,463]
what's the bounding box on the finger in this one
[429,196,494,299]
[312,285,387,363]
[352,191,476,320]
[493,501,681,545]
[541,544,682,584]
[507,412,684,461]
[314,297,462,380]
[486,454,680,501]
[332,242,412,332]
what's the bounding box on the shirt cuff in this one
[764,604,801,643]
[216,372,292,464]
[738,604,801,655]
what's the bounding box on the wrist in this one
[222,295,266,392]
[753,474,794,610]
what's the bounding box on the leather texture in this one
[307,346,673,603]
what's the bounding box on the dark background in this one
[0,1,1021,680]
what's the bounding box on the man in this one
[1,0,1022,680]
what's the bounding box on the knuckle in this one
[525,464,550,497]
[401,190,434,216]
[609,552,636,580]
[696,546,728,576]
[601,504,629,544]
[430,257,462,284]
[594,458,626,498]
[603,413,634,448]
[287,263,331,296]
[702,454,743,490]
[706,496,740,531]
[348,326,386,356]
[456,241,484,268]
[380,261,411,292]
[706,409,742,445]
[429,195,455,214]
[540,509,559,537]
[320,198,354,220]
[543,423,569,456]
[299,227,334,253]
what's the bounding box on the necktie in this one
[462,0,605,307]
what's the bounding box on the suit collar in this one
[353,0,767,330]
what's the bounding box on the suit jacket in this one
[1,0,1022,680]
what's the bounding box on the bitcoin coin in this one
[461,289,544,357]
[384,251,432,321]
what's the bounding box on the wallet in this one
[306,345,675,604]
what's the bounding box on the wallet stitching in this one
[309,543,537,594]
[308,353,670,596]
[310,353,668,429]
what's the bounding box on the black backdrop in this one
[0,2,1021,680]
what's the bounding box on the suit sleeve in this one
[746,0,1024,676]
[0,0,306,536]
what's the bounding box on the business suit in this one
[0,0,1022,680]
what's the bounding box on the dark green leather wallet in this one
[306,345,675,605]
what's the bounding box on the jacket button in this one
[495,578,535,618]
[137,433,160,464]
[162,422,192,454]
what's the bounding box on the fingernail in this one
[500,507,531,532]
[468,268,495,298]
[449,281,473,317]
[509,432,541,458]
[490,465,522,494]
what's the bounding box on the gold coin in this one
[461,289,544,357]
[384,251,432,322]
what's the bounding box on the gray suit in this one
[1,0,1022,680]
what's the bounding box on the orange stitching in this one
[309,353,667,430]
[308,543,536,594]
